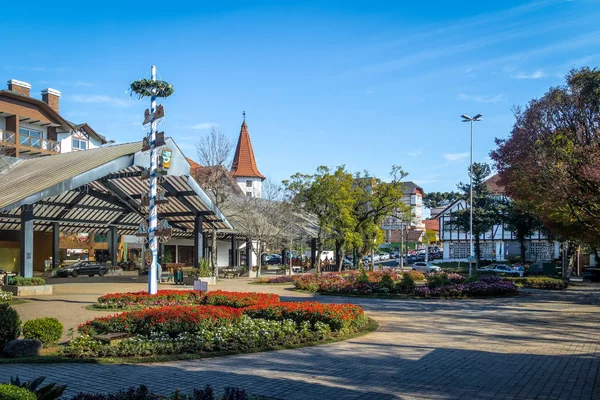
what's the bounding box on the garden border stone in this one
[1,284,53,296]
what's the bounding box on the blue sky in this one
[4,0,600,192]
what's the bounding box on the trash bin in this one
[174,269,184,285]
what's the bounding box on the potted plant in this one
[184,259,216,285]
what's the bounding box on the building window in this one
[72,138,88,150]
[246,180,253,187]
[246,192,253,197]
[19,127,43,148]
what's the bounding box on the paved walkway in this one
[1,278,599,399]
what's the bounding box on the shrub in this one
[355,270,369,284]
[0,290,13,303]
[507,277,568,290]
[8,376,67,400]
[22,318,63,347]
[68,384,264,400]
[0,303,21,349]
[379,273,395,291]
[8,277,46,286]
[78,306,242,337]
[404,270,425,281]
[397,272,416,293]
[0,384,36,400]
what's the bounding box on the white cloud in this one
[443,152,469,161]
[189,123,217,130]
[512,69,545,79]
[408,150,422,157]
[457,93,504,104]
[71,95,131,108]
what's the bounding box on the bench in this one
[222,268,241,279]
[93,332,131,346]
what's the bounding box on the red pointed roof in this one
[230,119,265,180]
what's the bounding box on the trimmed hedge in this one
[0,384,36,400]
[22,318,64,347]
[506,277,568,290]
[7,277,46,287]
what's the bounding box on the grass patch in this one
[0,318,378,365]
[6,300,29,306]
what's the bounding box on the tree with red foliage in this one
[491,67,600,248]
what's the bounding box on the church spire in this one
[231,115,265,181]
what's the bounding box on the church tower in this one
[230,116,265,197]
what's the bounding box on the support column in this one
[231,235,237,267]
[193,214,204,268]
[246,238,253,268]
[20,205,34,278]
[108,226,118,267]
[52,222,60,269]
[203,232,209,260]
[310,238,317,270]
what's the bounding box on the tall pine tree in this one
[450,163,502,267]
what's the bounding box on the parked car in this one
[373,254,381,262]
[265,255,282,265]
[583,268,600,282]
[428,252,443,260]
[56,262,109,277]
[480,264,522,276]
[411,262,441,273]
[379,253,390,261]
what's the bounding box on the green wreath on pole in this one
[129,78,174,99]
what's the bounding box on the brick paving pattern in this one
[0,277,599,399]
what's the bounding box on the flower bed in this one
[205,290,280,308]
[506,277,568,290]
[255,275,297,284]
[415,276,518,298]
[95,290,280,310]
[0,290,12,303]
[64,291,371,359]
[243,302,367,332]
[293,270,425,295]
[79,305,242,336]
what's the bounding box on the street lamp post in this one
[461,113,482,277]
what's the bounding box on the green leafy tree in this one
[283,166,356,273]
[449,162,502,267]
[502,201,545,264]
[351,166,412,266]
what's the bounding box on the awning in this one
[0,139,232,237]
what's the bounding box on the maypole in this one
[130,66,174,295]
[148,65,158,294]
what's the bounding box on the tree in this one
[194,127,234,276]
[502,201,544,264]
[449,162,501,267]
[283,166,356,273]
[350,166,411,269]
[230,179,289,277]
[423,192,460,209]
[491,67,600,248]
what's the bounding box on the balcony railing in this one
[0,129,60,154]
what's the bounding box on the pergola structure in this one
[0,140,232,277]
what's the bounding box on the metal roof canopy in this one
[0,139,232,236]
